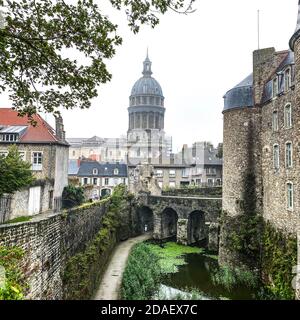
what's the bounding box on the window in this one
[182,169,189,178]
[285,142,293,168]
[169,170,176,178]
[216,178,222,186]
[92,168,98,175]
[196,178,202,185]
[272,111,278,132]
[72,150,75,156]
[284,68,291,91]
[32,152,43,170]
[104,178,109,185]
[284,104,292,128]
[287,182,293,210]
[207,178,214,186]
[169,182,176,188]
[0,133,18,142]
[156,170,163,177]
[114,168,119,175]
[273,144,280,169]
[83,178,88,185]
[272,77,278,97]
[93,178,98,185]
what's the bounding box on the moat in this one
[161,252,256,300]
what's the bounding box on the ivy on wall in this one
[261,222,297,300]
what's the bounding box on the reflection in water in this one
[162,253,256,300]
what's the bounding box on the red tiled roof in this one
[0,108,59,143]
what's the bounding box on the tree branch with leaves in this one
[0,0,195,121]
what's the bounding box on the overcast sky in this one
[1,0,299,152]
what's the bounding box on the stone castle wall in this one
[0,199,113,300]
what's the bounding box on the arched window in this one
[273,144,279,169]
[114,168,119,175]
[93,168,98,175]
[272,111,278,132]
[284,68,291,91]
[284,104,292,128]
[285,142,293,168]
[287,182,293,210]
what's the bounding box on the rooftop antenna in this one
[257,9,260,50]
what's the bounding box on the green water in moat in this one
[160,252,257,300]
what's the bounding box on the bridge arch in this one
[161,207,178,240]
[137,206,154,234]
[188,210,206,245]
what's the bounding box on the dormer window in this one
[0,133,18,142]
[272,77,278,97]
[284,68,291,92]
[114,168,119,175]
[93,168,98,175]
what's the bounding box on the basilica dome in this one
[129,53,164,108]
[128,53,165,131]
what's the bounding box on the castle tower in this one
[222,74,261,217]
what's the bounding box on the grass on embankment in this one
[3,216,32,224]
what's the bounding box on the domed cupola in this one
[128,52,165,131]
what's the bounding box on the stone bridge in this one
[136,194,222,251]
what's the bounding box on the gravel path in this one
[93,233,151,300]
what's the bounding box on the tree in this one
[62,185,84,208]
[0,0,195,121]
[0,145,35,196]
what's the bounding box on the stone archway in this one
[188,210,206,245]
[137,206,154,234]
[161,207,178,239]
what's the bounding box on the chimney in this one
[55,115,66,142]
[182,144,188,165]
